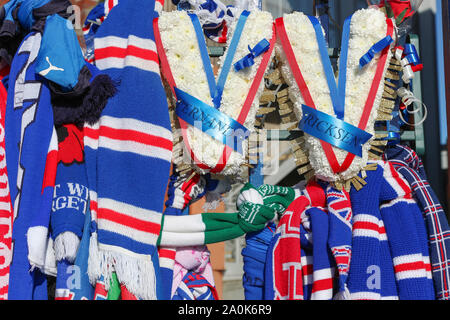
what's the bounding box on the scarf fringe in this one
[88,233,157,300]
[54,232,80,263]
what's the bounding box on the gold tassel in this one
[383,85,396,96]
[364,163,379,171]
[278,108,293,116]
[370,139,388,147]
[354,174,368,186]
[266,69,283,85]
[384,80,397,89]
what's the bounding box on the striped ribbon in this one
[275,16,394,174]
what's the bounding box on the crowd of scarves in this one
[0,0,448,301]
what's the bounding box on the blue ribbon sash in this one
[234,39,270,71]
[175,88,250,154]
[299,105,372,157]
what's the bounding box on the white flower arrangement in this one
[158,9,274,176]
[276,8,394,182]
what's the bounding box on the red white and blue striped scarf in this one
[84,0,173,300]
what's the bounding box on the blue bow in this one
[234,39,270,72]
[403,43,421,66]
[359,35,393,68]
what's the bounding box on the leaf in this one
[396,8,409,25]
[384,1,395,18]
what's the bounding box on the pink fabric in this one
[171,245,215,297]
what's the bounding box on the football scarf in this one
[84,0,173,300]
[51,125,88,263]
[0,80,12,300]
[155,9,275,176]
[158,183,296,247]
[275,9,394,184]
[172,271,219,300]
[171,245,216,299]
[69,206,95,300]
[269,181,335,300]
[159,168,206,300]
[5,30,57,299]
[270,195,309,300]
[326,185,352,299]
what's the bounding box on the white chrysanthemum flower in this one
[278,8,393,181]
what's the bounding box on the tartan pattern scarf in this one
[384,144,450,300]
[0,81,12,300]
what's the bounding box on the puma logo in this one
[40,56,64,76]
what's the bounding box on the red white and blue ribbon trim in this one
[153,14,275,173]
[359,35,393,68]
[234,39,271,72]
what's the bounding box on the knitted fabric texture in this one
[384,144,449,299]
[348,161,434,300]
[84,0,173,300]
[0,80,13,300]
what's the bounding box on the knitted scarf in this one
[159,169,205,300]
[69,206,95,300]
[5,29,57,300]
[0,80,12,300]
[84,0,173,300]
[268,181,336,300]
[325,185,352,299]
[384,144,450,300]
[243,184,297,300]
[171,245,216,299]
[269,195,308,300]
